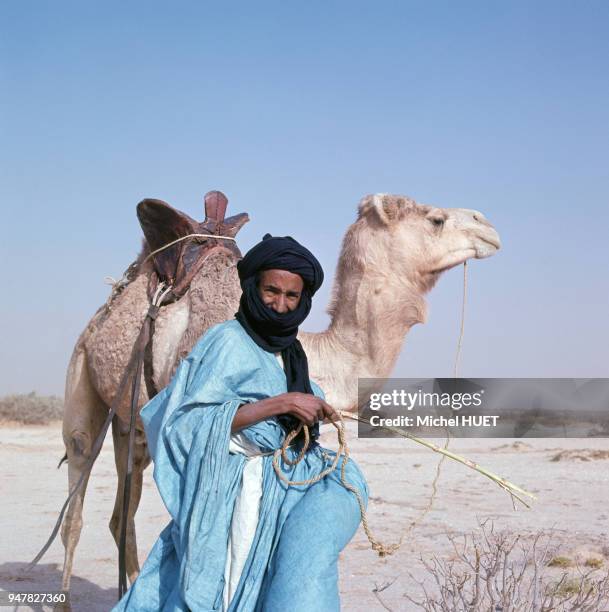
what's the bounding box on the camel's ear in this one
[358,194,410,225]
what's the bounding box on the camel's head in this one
[358,193,501,290]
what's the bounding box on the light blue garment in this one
[112,319,368,612]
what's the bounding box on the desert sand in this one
[1,422,608,611]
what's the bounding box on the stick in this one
[340,412,536,508]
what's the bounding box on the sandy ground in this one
[1,422,609,611]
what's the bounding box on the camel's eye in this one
[429,216,445,228]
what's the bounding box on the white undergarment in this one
[222,432,265,611]
[222,354,283,609]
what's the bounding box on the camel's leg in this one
[109,418,151,585]
[60,347,108,592]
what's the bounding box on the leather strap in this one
[28,310,154,576]
[143,307,159,401]
[118,305,155,597]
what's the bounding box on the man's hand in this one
[278,392,339,427]
[231,392,339,434]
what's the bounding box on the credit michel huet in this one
[367,414,500,428]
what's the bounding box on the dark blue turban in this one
[236,233,323,295]
[235,233,324,446]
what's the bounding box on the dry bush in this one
[547,556,574,568]
[550,449,609,462]
[405,522,609,611]
[0,392,63,424]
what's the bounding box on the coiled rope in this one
[272,412,401,557]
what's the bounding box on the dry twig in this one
[341,412,536,508]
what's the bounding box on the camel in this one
[59,192,501,593]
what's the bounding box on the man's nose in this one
[273,295,289,313]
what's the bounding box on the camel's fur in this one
[60,193,500,591]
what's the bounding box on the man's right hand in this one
[231,392,339,434]
[276,392,338,427]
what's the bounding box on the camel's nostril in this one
[473,214,479,222]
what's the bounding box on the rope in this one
[271,261,471,558]
[272,413,400,557]
[142,233,236,265]
[453,260,468,378]
[27,285,173,574]
[399,262,469,542]
[396,261,468,542]
[118,281,172,598]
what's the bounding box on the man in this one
[113,234,368,611]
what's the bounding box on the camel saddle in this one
[137,190,249,302]
[35,192,249,596]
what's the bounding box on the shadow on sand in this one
[0,562,117,611]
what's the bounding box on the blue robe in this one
[112,319,369,612]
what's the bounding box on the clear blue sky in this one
[1,1,608,396]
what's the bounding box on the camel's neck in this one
[332,272,426,378]
[301,260,428,387]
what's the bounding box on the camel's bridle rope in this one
[454,260,468,379]
[273,261,469,558]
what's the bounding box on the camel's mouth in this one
[481,234,501,250]
[428,235,500,275]
[474,235,501,259]
[467,219,501,259]
[427,253,475,275]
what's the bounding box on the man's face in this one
[257,269,304,314]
